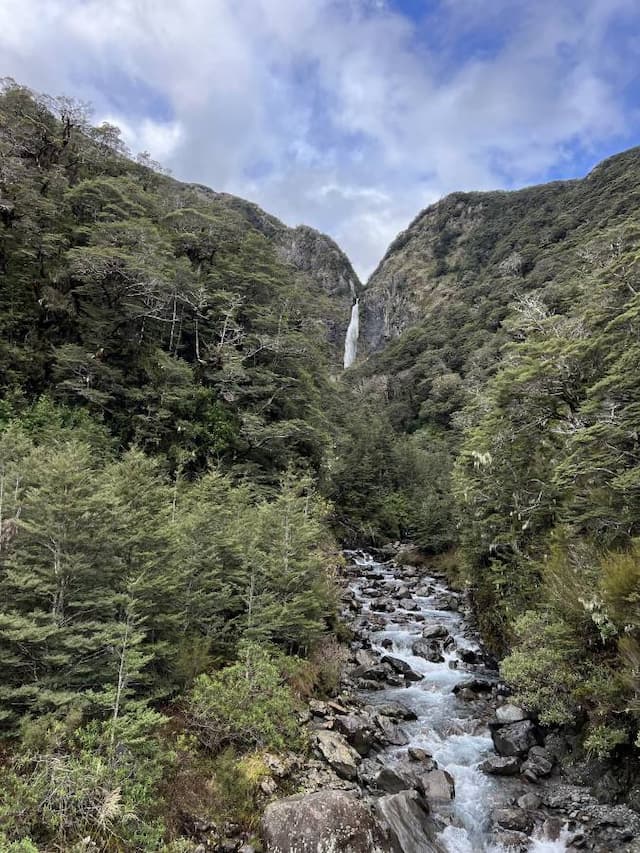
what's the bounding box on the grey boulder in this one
[261,790,393,853]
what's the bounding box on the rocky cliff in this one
[360,146,640,358]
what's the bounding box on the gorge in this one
[2,79,640,852]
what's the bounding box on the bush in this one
[501,611,584,725]
[185,642,303,753]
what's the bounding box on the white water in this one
[344,299,359,368]
[347,554,569,853]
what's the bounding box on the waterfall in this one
[343,299,359,369]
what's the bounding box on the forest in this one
[2,77,640,850]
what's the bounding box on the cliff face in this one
[360,146,640,358]
[178,186,361,355]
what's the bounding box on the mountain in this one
[352,146,640,774]
[0,79,360,482]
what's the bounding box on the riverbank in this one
[259,548,640,852]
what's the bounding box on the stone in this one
[407,747,435,767]
[453,677,495,695]
[374,715,410,746]
[315,731,361,780]
[334,714,374,757]
[399,598,419,611]
[372,700,417,721]
[381,638,393,649]
[373,763,420,794]
[422,624,450,639]
[521,746,554,779]
[493,807,534,834]
[491,720,538,757]
[371,598,395,612]
[374,790,441,853]
[382,655,423,681]
[411,639,444,663]
[496,704,527,724]
[418,768,455,803]
[517,793,541,810]
[261,790,393,853]
[309,699,329,716]
[354,649,379,668]
[479,755,521,776]
[457,647,482,664]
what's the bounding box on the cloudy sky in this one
[2,0,639,279]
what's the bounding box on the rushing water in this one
[344,299,359,368]
[346,552,570,853]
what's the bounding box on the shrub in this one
[501,610,584,725]
[185,642,303,753]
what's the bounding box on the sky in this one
[1,0,639,280]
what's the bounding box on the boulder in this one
[418,768,455,803]
[372,700,417,721]
[382,655,424,682]
[432,594,459,611]
[399,598,419,611]
[371,599,395,612]
[374,790,441,853]
[407,747,435,767]
[354,649,379,668]
[374,715,410,746]
[492,807,534,834]
[261,790,393,853]
[334,715,375,757]
[491,720,538,757]
[315,731,361,780]
[521,745,554,779]
[457,647,482,664]
[381,638,394,649]
[496,704,527,724]
[373,762,420,794]
[411,639,444,663]
[453,677,495,695]
[422,624,450,640]
[479,755,521,776]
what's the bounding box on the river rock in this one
[418,768,455,802]
[432,594,459,611]
[374,715,410,746]
[453,677,495,696]
[407,747,435,766]
[493,807,534,834]
[399,598,419,611]
[334,715,375,757]
[371,598,395,612]
[374,790,441,853]
[373,761,422,794]
[479,755,521,776]
[381,638,393,649]
[521,745,554,779]
[491,720,538,757]
[372,700,417,721]
[354,649,379,668]
[496,704,528,724]
[457,647,482,664]
[315,731,361,780]
[381,655,423,681]
[422,624,449,640]
[261,790,393,853]
[411,639,444,663]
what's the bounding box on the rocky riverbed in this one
[260,549,640,852]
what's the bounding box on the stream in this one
[344,550,572,853]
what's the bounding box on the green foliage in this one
[501,611,584,725]
[185,642,304,753]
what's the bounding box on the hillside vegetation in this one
[0,79,364,851]
[355,146,640,764]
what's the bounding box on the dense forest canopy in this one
[3,76,640,849]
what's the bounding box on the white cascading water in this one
[346,552,571,853]
[344,299,359,368]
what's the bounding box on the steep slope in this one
[0,80,360,481]
[360,147,640,428]
[350,146,640,778]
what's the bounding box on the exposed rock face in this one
[359,148,640,356]
[261,790,393,853]
[182,186,360,359]
[374,790,443,853]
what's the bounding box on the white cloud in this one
[0,0,637,279]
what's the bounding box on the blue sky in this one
[1,0,639,278]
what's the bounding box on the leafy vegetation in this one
[357,146,640,761]
[0,79,353,850]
